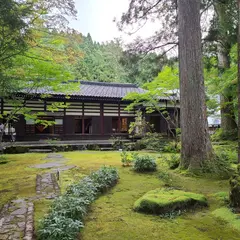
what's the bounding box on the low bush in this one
[133,155,157,172]
[0,156,8,164]
[163,154,180,170]
[134,133,164,151]
[158,170,173,187]
[162,141,180,153]
[211,128,238,142]
[202,152,233,178]
[120,151,138,167]
[133,188,208,215]
[38,166,119,240]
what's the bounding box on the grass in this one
[133,188,208,214]
[1,150,240,239]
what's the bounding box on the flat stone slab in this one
[52,165,76,172]
[45,154,65,159]
[0,200,34,240]
[31,162,64,169]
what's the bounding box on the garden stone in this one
[11,208,27,215]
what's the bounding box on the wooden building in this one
[1,81,177,141]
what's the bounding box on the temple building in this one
[0,81,178,141]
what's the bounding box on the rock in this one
[11,208,27,215]
[0,234,9,240]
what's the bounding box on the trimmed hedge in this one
[38,166,119,240]
[134,188,207,215]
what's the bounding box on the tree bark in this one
[178,0,213,170]
[215,3,238,136]
[237,0,240,163]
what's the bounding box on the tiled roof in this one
[32,81,146,99]
[77,81,145,98]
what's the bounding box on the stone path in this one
[0,153,76,240]
[0,199,34,240]
[36,173,60,199]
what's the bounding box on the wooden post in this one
[82,102,85,135]
[118,102,121,133]
[238,0,240,163]
[100,103,104,135]
[1,98,3,115]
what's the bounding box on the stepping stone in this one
[31,162,64,169]
[52,165,76,172]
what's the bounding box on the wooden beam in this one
[118,102,121,133]
[82,102,85,135]
[100,103,104,135]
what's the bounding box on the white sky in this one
[69,0,159,43]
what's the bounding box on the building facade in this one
[1,81,177,141]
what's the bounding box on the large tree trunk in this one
[215,3,238,136]
[238,0,240,163]
[178,0,213,170]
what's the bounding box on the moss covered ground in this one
[133,188,208,214]
[1,150,240,239]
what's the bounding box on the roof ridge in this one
[79,80,138,88]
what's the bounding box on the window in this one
[75,118,92,134]
[121,118,128,132]
[35,117,54,134]
[112,117,130,133]
[75,118,82,133]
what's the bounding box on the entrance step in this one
[29,149,53,153]
[100,147,114,151]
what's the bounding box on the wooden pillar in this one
[118,102,121,133]
[63,101,66,136]
[100,103,104,135]
[44,100,47,112]
[1,98,3,115]
[82,102,85,135]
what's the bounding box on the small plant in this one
[0,156,8,164]
[158,170,173,186]
[133,155,157,172]
[162,141,180,153]
[121,151,138,167]
[201,152,233,178]
[163,154,180,170]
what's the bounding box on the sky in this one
[69,0,159,43]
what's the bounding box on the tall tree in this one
[214,0,238,137]
[178,0,213,169]
[238,0,240,163]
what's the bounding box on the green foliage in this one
[133,155,157,172]
[134,132,164,151]
[0,155,8,165]
[162,141,180,153]
[163,154,180,170]
[201,152,233,178]
[133,188,208,215]
[158,170,173,187]
[120,151,137,167]
[211,128,238,141]
[38,166,119,239]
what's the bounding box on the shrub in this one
[135,133,164,151]
[202,152,233,178]
[162,141,180,153]
[211,128,238,141]
[133,188,208,215]
[0,156,8,164]
[133,155,157,172]
[120,151,137,167]
[163,154,180,169]
[158,170,173,187]
[38,166,119,240]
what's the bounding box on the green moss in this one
[210,192,229,204]
[133,188,207,214]
[212,207,240,231]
